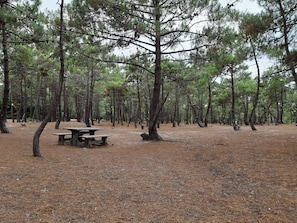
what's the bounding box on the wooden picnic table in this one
[64,127,102,146]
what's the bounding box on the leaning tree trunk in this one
[249,41,260,131]
[32,113,52,157]
[187,96,205,127]
[0,13,10,133]
[33,0,65,157]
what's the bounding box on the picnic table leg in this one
[101,136,108,145]
[58,135,65,145]
[70,131,80,146]
[84,138,92,148]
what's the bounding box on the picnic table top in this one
[64,127,103,131]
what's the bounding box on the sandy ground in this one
[1,120,297,223]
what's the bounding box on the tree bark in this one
[148,0,163,140]
[0,8,10,133]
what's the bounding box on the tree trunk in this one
[148,0,163,140]
[89,66,95,125]
[249,41,260,131]
[277,0,297,124]
[112,89,116,127]
[0,11,10,133]
[172,82,178,127]
[188,96,205,127]
[55,93,62,129]
[243,96,249,126]
[32,72,41,121]
[277,0,297,85]
[230,67,240,131]
[33,0,65,157]
[63,82,70,121]
[204,83,212,127]
[136,75,143,128]
[75,94,83,122]
[33,112,52,157]
[84,69,91,127]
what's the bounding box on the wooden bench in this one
[53,133,72,145]
[79,134,111,147]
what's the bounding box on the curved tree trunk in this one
[187,96,205,128]
[33,113,52,157]
[33,0,65,157]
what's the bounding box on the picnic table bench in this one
[79,134,111,147]
[53,132,72,145]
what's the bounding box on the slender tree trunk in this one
[249,41,260,131]
[204,83,212,127]
[110,89,116,127]
[136,75,143,128]
[89,66,95,125]
[29,77,33,119]
[172,83,178,127]
[63,82,70,121]
[55,88,62,129]
[75,94,82,122]
[33,0,65,157]
[243,96,249,125]
[145,73,151,127]
[0,10,10,133]
[32,72,41,121]
[22,75,27,123]
[231,69,235,125]
[230,67,240,131]
[84,70,91,127]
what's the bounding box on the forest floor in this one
[1,120,297,223]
